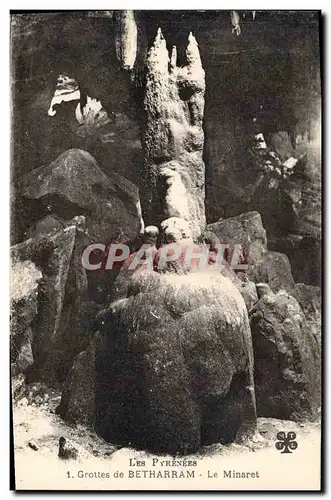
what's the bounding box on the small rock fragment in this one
[58,436,79,460]
[28,440,38,451]
[35,395,43,405]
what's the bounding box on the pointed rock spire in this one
[186,32,202,68]
[146,27,169,74]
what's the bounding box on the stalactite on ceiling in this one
[230,11,241,36]
[114,10,138,71]
[230,11,257,36]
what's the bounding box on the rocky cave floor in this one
[13,378,321,472]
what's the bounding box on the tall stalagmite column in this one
[142,28,206,238]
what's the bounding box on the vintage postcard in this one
[10,10,322,491]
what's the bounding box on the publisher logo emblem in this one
[275,431,298,454]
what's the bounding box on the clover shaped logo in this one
[275,431,298,454]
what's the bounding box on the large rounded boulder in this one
[69,269,258,454]
[21,149,143,244]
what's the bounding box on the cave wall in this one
[11,11,321,262]
[11,12,144,177]
[11,12,146,243]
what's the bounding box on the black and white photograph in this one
[9,9,322,491]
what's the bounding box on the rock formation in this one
[248,251,295,293]
[292,283,321,342]
[250,288,321,421]
[208,211,267,266]
[114,10,138,71]
[21,149,143,244]
[75,96,109,129]
[142,29,206,237]
[57,332,104,426]
[209,211,296,293]
[11,12,321,288]
[11,225,89,383]
[59,270,257,454]
[237,279,258,311]
[10,12,321,460]
[11,261,42,376]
